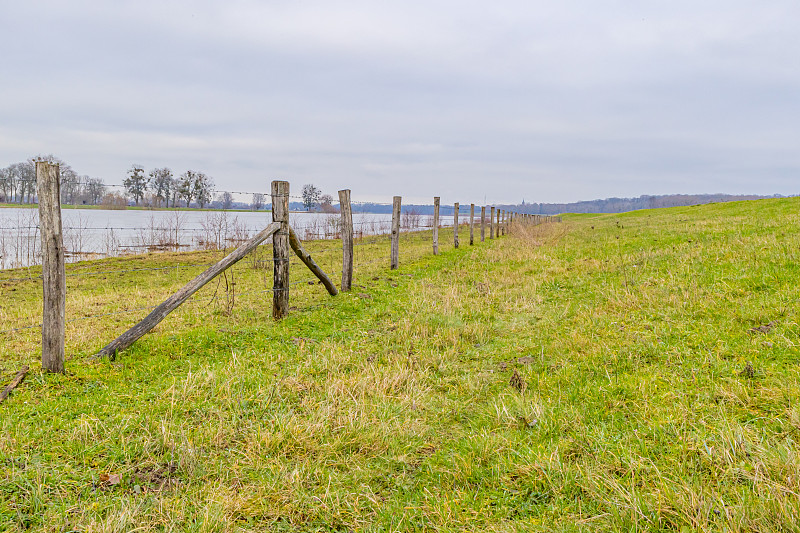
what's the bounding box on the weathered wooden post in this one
[480,206,486,242]
[469,203,475,245]
[489,206,495,239]
[497,209,506,237]
[454,202,459,249]
[339,189,353,291]
[496,208,501,237]
[391,195,401,269]
[497,209,506,236]
[272,181,290,319]
[36,161,65,373]
[433,197,440,255]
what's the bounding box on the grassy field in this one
[1,198,799,532]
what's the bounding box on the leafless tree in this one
[148,167,174,207]
[251,192,265,211]
[82,177,105,205]
[220,191,234,210]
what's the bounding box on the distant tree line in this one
[0,155,105,206]
[502,193,788,214]
[0,156,246,210]
[328,193,791,216]
[5,159,786,214]
[123,165,215,208]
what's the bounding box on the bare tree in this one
[319,194,337,213]
[124,164,147,205]
[10,161,35,203]
[82,177,105,205]
[251,192,265,211]
[59,167,80,204]
[219,191,234,210]
[148,167,174,207]
[0,166,13,202]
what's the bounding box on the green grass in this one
[1,198,800,531]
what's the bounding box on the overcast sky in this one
[1,1,798,204]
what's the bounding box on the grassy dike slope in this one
[2,198,800,531]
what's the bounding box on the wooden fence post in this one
[480,206,486,242]
[489,206,495,239]
[36,161,65,373]
[391,195,401,269]
[433,197,440,255]
[339,189,353,291]
[496,208,501,237]
[272,181,290,319]
[469,203,475,245]
[454,202,459,249]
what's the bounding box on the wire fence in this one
[0,208,465,271]
[2,177,558,375]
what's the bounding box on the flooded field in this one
[0,207,451,269]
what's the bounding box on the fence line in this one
[2,174,561,373]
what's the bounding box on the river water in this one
[0,207,452,269]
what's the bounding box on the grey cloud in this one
[1,1,799,203]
